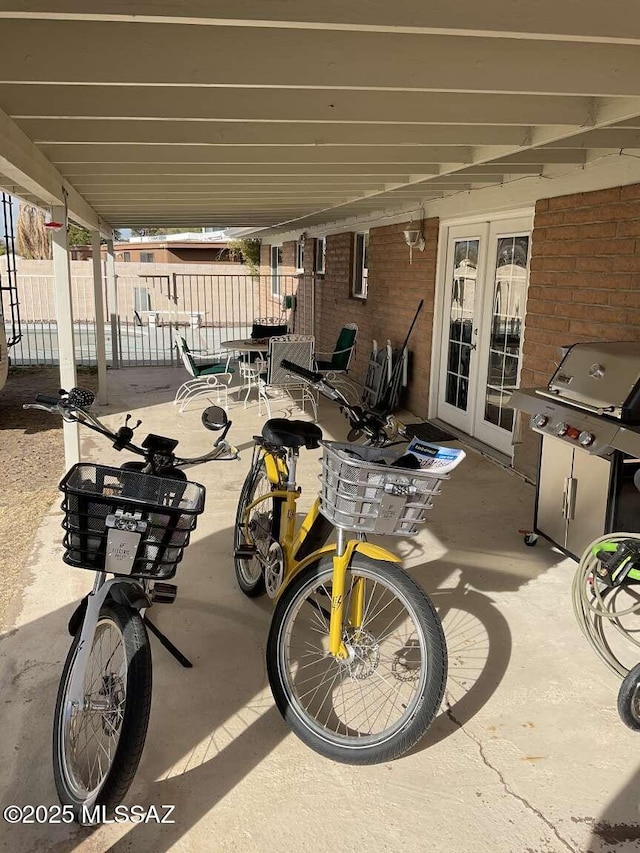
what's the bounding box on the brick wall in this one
[281,240,297,275]
[315,219,438,416]
[259,243,271,275]
[515,183,640,478]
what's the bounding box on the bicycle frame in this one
[241,445,401,658]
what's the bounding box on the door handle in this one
[563,476,577,520]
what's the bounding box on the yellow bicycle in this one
[234,361,464,763]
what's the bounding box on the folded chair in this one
[315,323,359,400]
[173,330,234,413]
[258,335,318,420]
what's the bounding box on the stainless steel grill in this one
[509,341,640,559]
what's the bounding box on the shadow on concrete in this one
[1,515,526,853]
[584,765,640,851]
[1,369,563,851]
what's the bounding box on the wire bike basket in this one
[319,441,454,536]
[60,463,206,580]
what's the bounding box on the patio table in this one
[220,338,270,356]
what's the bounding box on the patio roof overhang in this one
[1,2,640,232]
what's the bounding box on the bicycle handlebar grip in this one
[280,359,323,383]
[35,393,62,406]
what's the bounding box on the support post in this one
[91,231,108,404]
[105,238,119,368]
[51,203,80,467]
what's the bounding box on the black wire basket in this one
[59,463,206,580]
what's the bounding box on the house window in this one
[122,251,131,262]
[134,287,151,312]
[352,232,368,299]
[315,237,326,274]
[140,251,154,263]
[271,245,282,296]
[295,240,304,273]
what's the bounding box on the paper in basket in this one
[405,438,466,473]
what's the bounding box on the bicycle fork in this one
[329,529,365,659]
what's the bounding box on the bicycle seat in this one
[262,419,323,449]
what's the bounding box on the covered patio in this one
[0,366,636,853]
[1,4,640,852]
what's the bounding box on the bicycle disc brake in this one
[265,542,285,599]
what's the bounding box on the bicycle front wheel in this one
[267,554,447,764]
[53,601,152,821]
[618,662,640,732]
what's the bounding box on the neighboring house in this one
[103,240,239,264]
[259,175,640,482]
[70,232,241,263]
[109,240,239,264]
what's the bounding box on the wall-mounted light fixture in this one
[403,228,425,264]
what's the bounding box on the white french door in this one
[436,216,532,456]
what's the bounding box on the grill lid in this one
[543,342,640,420]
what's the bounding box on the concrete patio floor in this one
[0,367,638,853]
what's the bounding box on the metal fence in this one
[4,273,315,367]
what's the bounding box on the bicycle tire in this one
[234,457,282,597]
[53,601,152,821]
[617,662,640,732]
[266,554,447,764]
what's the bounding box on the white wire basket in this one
[319,441,451,536]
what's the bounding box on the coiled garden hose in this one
[571,533,640,678]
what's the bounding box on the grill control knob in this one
[556,422,569,436]
[533,413,549,428]
[578,431,595,447]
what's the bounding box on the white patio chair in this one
[238,351,267,408]
[258,335,318,420]
[173,330,234,413]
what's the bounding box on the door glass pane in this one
[445,239,478,410]
[484,235,529,431]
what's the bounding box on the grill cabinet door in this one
[536,436,573,549]
[567,452,610,559]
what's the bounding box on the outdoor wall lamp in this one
[403,229,425,264]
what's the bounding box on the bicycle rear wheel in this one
[234,458,282,597]
[53,601,152,821]
[267,554,447,764]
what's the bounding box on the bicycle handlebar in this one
[25,387,237,468]
[279,359,394,445]
[35,392,64,406]
[281,359,324,384]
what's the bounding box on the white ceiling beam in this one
[0,103,111,234]
[0,171,38,204]
[1,22,639,97]
[544,129,640,148]
[58,163,443,177]
[41,145,476,164]
[1,85,595,126]
[0,1,638,44]
[83,192,378,200]
[58,163,542,179]
[70,176,414,187]
[22,120,536,147]
[264,99,640,230]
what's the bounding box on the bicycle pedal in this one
[234,545,257,559]
[150,583,178,604]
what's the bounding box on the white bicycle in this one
[25,387,236,822]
